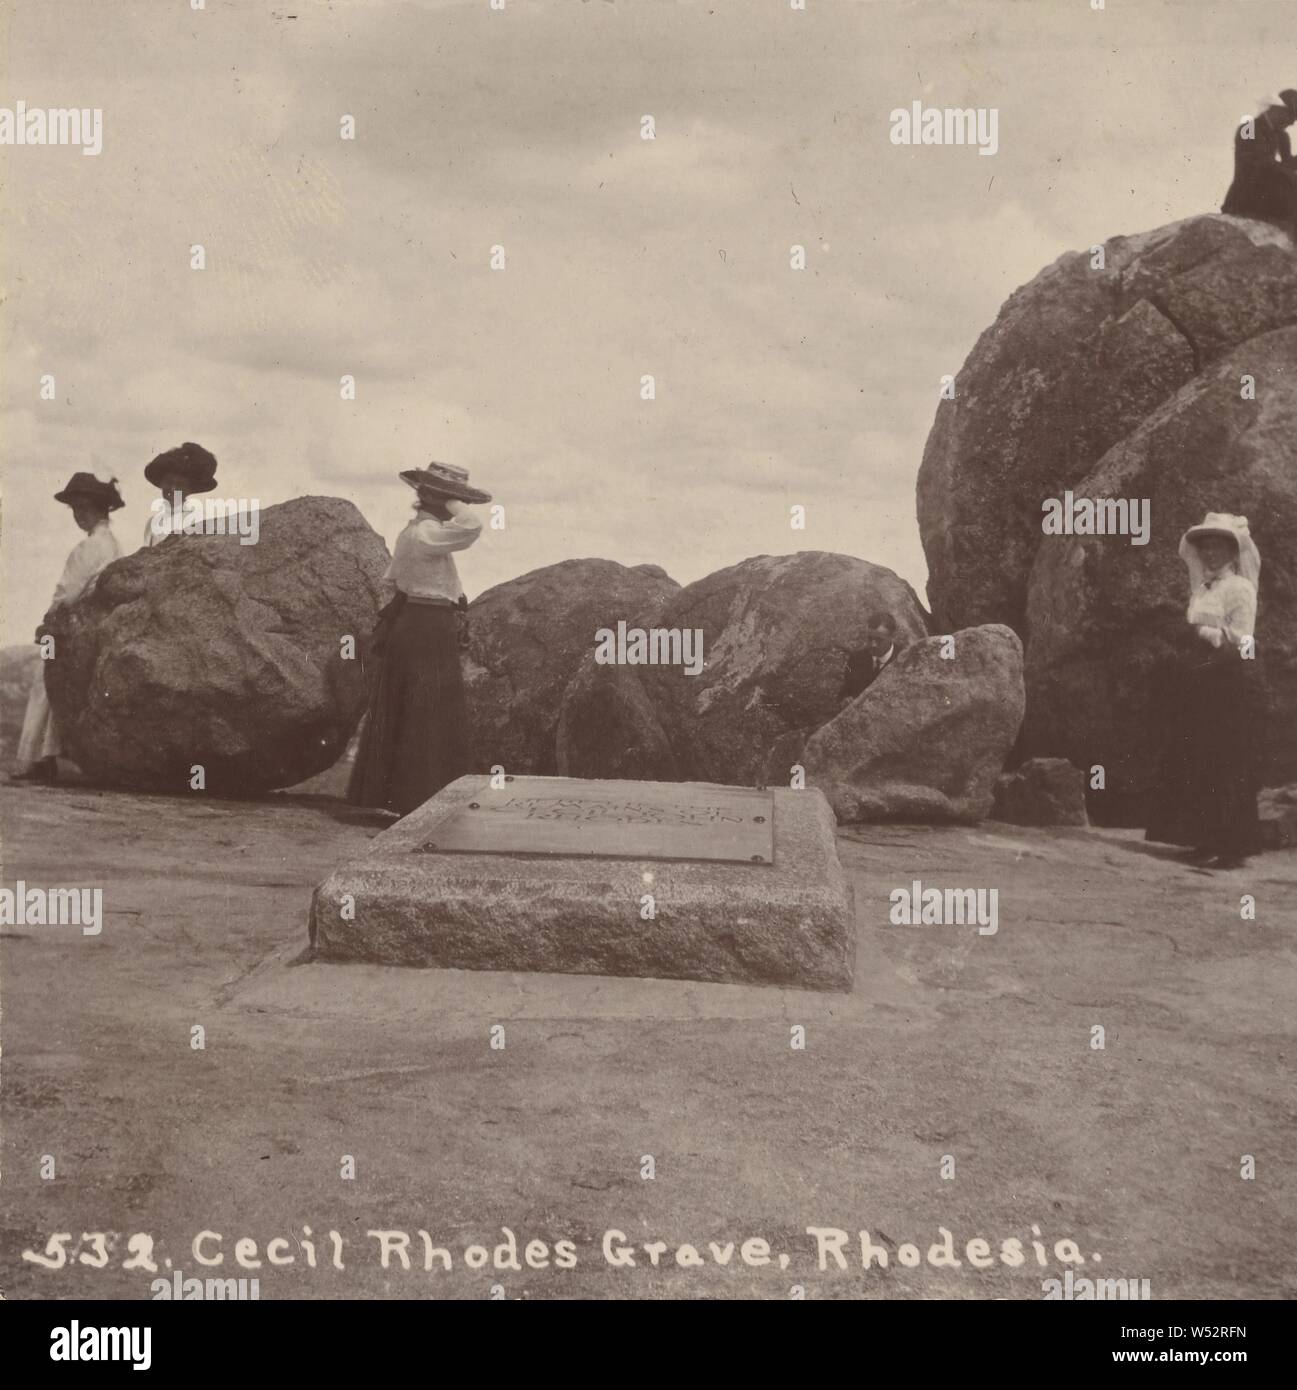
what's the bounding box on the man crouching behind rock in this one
[347,462,491,817]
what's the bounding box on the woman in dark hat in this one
[348,462,491,816]
[12,473,125,783]
[1145,513,1262,869]
[143,441,218,547]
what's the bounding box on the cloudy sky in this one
[1,0,1288,643]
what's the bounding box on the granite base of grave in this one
[309,775,854,991]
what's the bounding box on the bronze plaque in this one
[421,778,774,864]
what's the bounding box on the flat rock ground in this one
[1,781,1294,1301]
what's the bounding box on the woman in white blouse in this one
[11,473,124,783]
[1145,512,1261,868]
[348,462,490,816]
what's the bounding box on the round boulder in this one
[802,625,1025,824]
[629,551,930,786]
[918,215,1297,636]
[464,559,680,776]
[44,496,390,794]
[555,659,680,781]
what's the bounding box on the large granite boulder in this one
[0,644,41,764]
[464,560,680,775]
[918,215,1297,636]
[43,496,390,794]
[1023,326,1297,821]
[591,552,929,786]
[554,658,680,781]
[802,624,1025,823]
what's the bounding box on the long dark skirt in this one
[1222,167,1297,228]
[347,603,469,816]
[1144,645,1260,855]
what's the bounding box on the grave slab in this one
[309,775,854,990]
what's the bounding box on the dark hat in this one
[54,472,125,512]
[144,442,219,494]
[1282,89,1297,118]
[399,461,492,505]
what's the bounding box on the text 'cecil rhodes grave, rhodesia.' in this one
[309,775,854,991]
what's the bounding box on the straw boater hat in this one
[144,442,219,494]
[1179,512,1261,588]
[399,462,492,505]
[53,472,125,512]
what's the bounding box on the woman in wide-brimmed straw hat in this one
[1145,512,1262,868]
[11,473,125,784]
[142,441,219,547]
[348,462,492,816]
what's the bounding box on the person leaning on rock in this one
[142,441,219,547]
[1221,90,1297,238]
[761,607,907,784]
[10,473,124,784]
[347,462,491,818]
[838,610,904,706]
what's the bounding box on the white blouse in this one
[385,500,483,601]
[1186,571,1256,649]
[50,520,120,608]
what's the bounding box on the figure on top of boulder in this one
[142,441,219,548]
[1221,90,1297,239]
[10,472,124,785]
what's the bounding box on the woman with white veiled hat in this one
[1144,512,1262,868]
[348,462,491,817]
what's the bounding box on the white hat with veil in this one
[1178,512,1261,590]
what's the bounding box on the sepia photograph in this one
[1,0,1293,1352]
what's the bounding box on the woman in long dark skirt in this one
[1145,512,1262,869]
[349,462,491,817]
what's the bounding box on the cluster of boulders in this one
[461,551,1019,819]
[12,213,1291,828]
[471,552,928,782]
[919,213,1297,823]
[15,530,1035,822]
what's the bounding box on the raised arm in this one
[412,500,483,555]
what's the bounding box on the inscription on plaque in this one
[420,777,774,864]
